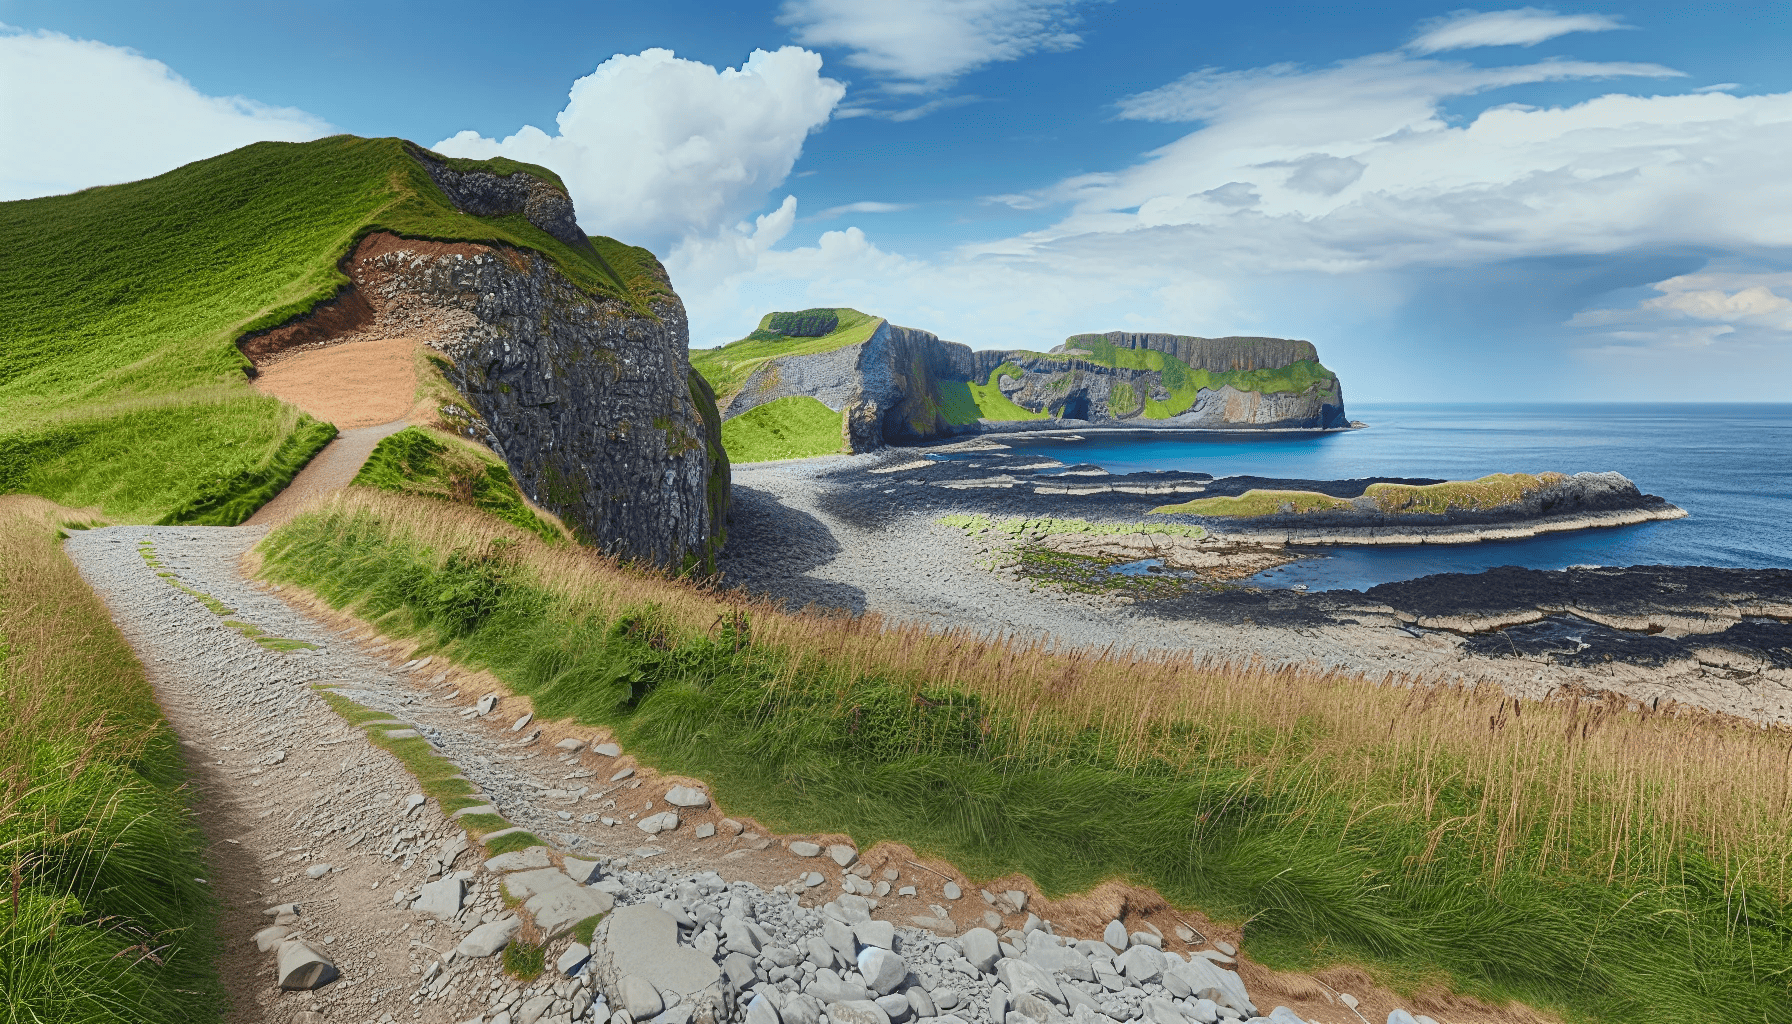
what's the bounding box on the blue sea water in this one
[995,404,1792,592]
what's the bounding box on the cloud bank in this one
[434,47,844,253]
[0,25,331,202]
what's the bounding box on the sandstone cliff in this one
[241,153,727,569]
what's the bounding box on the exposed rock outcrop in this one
[239,161,727,568]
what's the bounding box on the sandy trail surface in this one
[719,458,1792,726]
[253,338,422,428]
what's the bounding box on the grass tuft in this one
[502,939,545,981]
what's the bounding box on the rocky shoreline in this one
[718,450,1792,727]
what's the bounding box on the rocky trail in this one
[63,523,1496,1024]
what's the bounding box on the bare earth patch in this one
[253,337,422,428]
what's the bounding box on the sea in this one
[993,403,1792,592]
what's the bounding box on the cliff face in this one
[242,159,727,569]
[710,319,1347,451]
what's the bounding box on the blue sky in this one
[4,1,1791,400]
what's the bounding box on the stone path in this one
[246,419,410,529]
[63,524,1486,1024]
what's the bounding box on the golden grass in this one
[293,487,1792,901]
[1155,473,1574,517]
[1153,489,1355,516]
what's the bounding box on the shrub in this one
[765,309,840,337]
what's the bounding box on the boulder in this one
[996,957,1064,1006]
[593,904,723,1023]
[959,928,1001,973]
[620,975,664,1020]
[484,846,551,872]
[558,942,592,976]
[853,920,895,951]
[1103,920,1129,952]
[665,786,710,808]
[826,1000,891,1024]
[412,876,465,920]
[857,947,909,995]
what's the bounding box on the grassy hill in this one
[0,135,663,523]
[1051,336,1338,418]
[719,395,844,463]
[689,307,885,403]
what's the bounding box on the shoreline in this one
[1211,503,1690,547]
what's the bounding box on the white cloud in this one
[779,0,1094,94]
[1571,272,1792,356]
[434,48,843,252]
[813,201,914,219]
[0,25,331,201]
[1408,7,1627,54]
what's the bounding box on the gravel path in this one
[246,419,410,529]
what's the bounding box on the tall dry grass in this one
[301,487,1792,901]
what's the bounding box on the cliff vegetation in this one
[690,307,885,403]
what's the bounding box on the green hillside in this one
[720,395,844,463]
[1057,336,1338,418]
[0,135,662,522]
[690,307,885,402]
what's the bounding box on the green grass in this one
[964,363,1052,422]
[351,426,562,542]
[1153,490,1358,517]
[310,688,486,817]
[938,513,1207,542]
[1058,337,1338,419]
[502,940,546,982]
[1,496,224,1023]
[255,491,1792,1024]
[1152,474,1573,518]
[718,396,844,463]
[138,540,318,650]
[1108,381,1139,418]
[690,308,885,403]
[0,134,662,524]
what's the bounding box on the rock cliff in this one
[704,315,1348,453]
[241,155,727,569]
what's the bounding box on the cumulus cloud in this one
[1571,271,1792,357]
[779,0,1094,94]
[434,48,843,252]
[1408,7,1627,54]
[0,25,332,201]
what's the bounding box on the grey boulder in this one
[592,904,723,1022]
[959,928,1001,973]
[457,916,522,958]
[857,946,909,995]
[412,876,465,920]
[619,975,665,1020]
[277,940,338,990]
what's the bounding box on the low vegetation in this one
[259,489,1792,1024]
[1059,336,1338,419]
[0,497,222,1021]
[689,308,885,403]
[352,426,562,541]
[1,135,660,523]
[947,363,1051,424]
[718,395,844,463]
[1155,474,1573,518]
[938,513,1207,542]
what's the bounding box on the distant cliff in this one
[695,312,1349,457]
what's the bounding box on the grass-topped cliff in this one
[1044,333,1340,419]
[0,135,666,523]
[690,307,885,404]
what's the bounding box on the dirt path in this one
[247,420,409,529]
[253,338,423,429]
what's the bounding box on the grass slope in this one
[0,135,659,522]
[351,426,562,542]
[0,497,223,1021]
[690,308,885,403]
[259,489,1792,1024]
[719,395,844,463]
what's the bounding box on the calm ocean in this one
[996,404,1792,592]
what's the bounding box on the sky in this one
[3,0,1790,401]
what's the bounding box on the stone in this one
[1130,932,1162,950]
[458,916,523,957]
[638,811,679,834]
[562,856,603,884]
[427,832,470,877]
[664,786,709,808]
[942,882,961,900]
[1103,920,1129,952]
[853,920,895,951]
[559,942,593,976]
[305,863,331,879]
[1162,972,1192,999]
[782,994,822,1024]
[826,1000,891,1024]
[512,713,534,732]
[1010,993,1055,1023]
[385,729,420,740]
[719,818,744,835]
[959,928,1000,973]
[995,958,1064,1006]
[857,947,909,995]
[405,793,427,816]
[413,877,465,920]
[1004,891,1028,913]
[485,847,552,872]
[1143,998,1186,1024]
[747,993,782,1024]
[695,823,716,839]
[823,918,858,962]
[805,936,839,969]
[874,994,911,1023]
[594,743,622,757]
[276,940,338,990]
[476,694,499,715]
[828,844,858,867]
[981,911,1002,931]
[253,925,290,952]
[610,767,635,782]
[1174,925,1199,944]
[789,842,822,858]
[619,975,664,1020]
[1061,987,1100,1017]
[904,987,934,1018]
[1173,957,1256,1018]
[1181,999,1218,1024]
[1118,945,1164,985]
[1266,1008,1310,1024]
[556,737,586,752]
[1386,1013,1423,1024]
[1025,942,1093,982]
[522,880,613,938]
[452,804,500,819]
[831,894,872,924]
[909,916,956,936]
[262,903,299,917]
[592,904,722,1019]
[1213,941,1236,957]
[518,994,556,1024]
